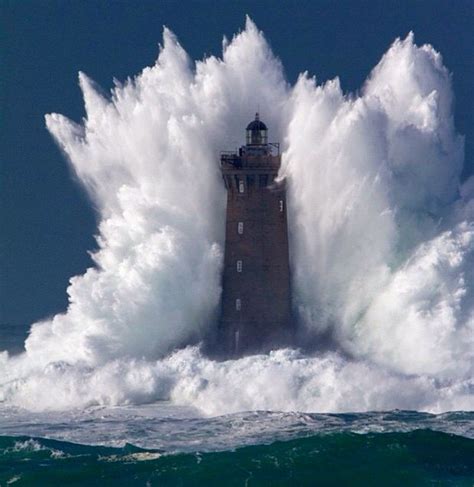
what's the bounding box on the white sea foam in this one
[0,19,472,413]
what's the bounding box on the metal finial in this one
[255,112,259,121]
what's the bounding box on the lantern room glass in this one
[246,128,267,145]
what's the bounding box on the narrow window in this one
[235,298,241,311]
[239,180,245,193]
[236,260,242,273]
[234,330,240,353]
[238,222,244,234]
[279,200,284,212]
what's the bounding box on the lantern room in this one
[246,113,268,145]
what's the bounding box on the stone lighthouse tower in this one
[218,114,292,356]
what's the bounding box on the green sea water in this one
[1,429,473,486]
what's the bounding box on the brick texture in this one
[219,149,292,356]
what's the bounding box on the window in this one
[235,298,241,311]
[234,330,240,353]
[238,222,244,234]
[236,260,242,273]
[239,180,245,193]
[279,200,284,212]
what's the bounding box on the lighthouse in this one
[218,114,292,356]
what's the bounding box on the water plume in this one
[1,20,472,413]
[23,18,286,368]
[284,33,472,381]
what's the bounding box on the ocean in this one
[1,406,473,486]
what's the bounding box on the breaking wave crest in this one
[1,18,473,413]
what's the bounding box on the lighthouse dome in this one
[246,117,267,131]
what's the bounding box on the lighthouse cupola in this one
[246,112,268,145]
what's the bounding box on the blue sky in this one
[1,0,473,347]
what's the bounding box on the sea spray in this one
[0,19,473,414]
[284,33,472,379]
